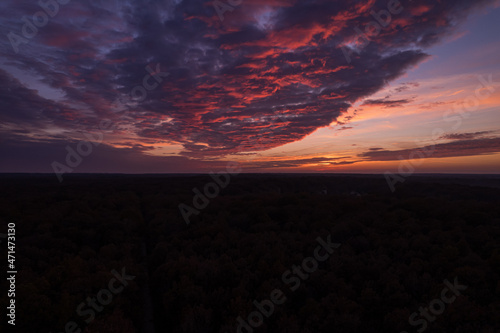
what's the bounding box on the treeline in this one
[0,174,499,332]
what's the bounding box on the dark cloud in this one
[0,0,496,170]
[0,134,223,174]
[362,98,414,108]
[394,82,420,93]
[0,69,75,128]
[439,131,495,140]
[358,137,500,161]
[418,101,451,110]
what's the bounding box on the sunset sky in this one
[1,0,499,175]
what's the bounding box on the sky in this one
[0,0,499,175]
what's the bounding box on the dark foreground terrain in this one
[0,174,499,333]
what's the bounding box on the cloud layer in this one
[0,0,497,169]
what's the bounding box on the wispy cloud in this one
[358,137,500,161]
